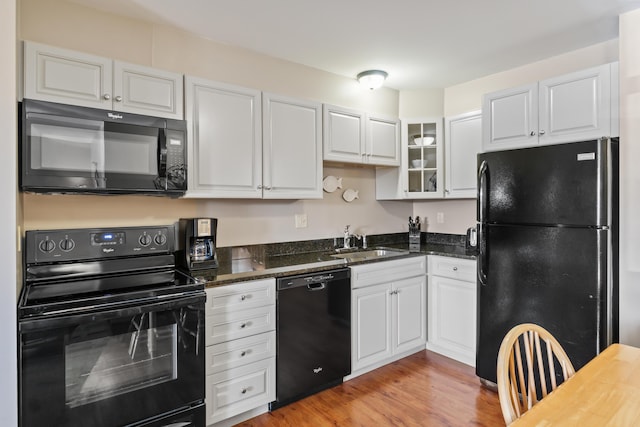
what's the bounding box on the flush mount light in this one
[357,70,388,90]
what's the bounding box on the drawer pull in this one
[241,351,247,357]
[241,388,248,394]
[453,266,458,271]
[241,295,246,301]
[240,323,247,329]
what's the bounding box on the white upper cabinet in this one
[366,114,400,166]
[323,105,365,163]
[376,118,444,199]
[538,65,611,145]
[444,111,482,199]
[482,63,616,152]
[185,77,262,198]
[262,93,322,199]
[185,77,322,199]
[482,83,538,151]
[24,41,183,119]
[112,61,184,119]
[323,104,399,166]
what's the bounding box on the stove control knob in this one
[154,233,167,246]
[139,234,152,247]
[39,239,55,253]
[59,238,75,252]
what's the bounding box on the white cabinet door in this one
[366,115,400,166]
[352,284,393,371]
[482,83,538,152]
[427,256,477,367]
[538,64,611,145]
[185,76,262,198]
[24,41,112,109]
[445,111,482,198]
[323,104,365,163]
[393,275,427,354]
[262,93,322,199]
[113,61,183,119]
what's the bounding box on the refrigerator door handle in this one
[478,160,488,286]
[478,160,488,224]
[478,223,487,286]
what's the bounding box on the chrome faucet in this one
[343,225,352,249]
[343,225,366,250]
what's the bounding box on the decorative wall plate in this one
[342,188,359,202]
[323,176,343,193]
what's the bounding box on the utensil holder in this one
[409,227,421,252]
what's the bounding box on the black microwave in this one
[19,99,187,196]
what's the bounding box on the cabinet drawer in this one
[206,358,275,425]
[428,255,476,282]
[206,278,275,314]
[206,305,276,345]
[351,256,426,289]
[206,331,276,374]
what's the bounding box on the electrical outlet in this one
[436,212,445,224]
[295,214,308,228]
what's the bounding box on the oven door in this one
[19,294,205,427]
[20,100,186,195]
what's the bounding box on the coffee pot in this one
[177,218,218,270]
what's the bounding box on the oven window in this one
[65,316,177,408]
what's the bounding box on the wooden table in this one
[510,343,640,426]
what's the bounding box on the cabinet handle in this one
[241,295,246,301]
[114,95,122,102]
[539,130,546,135]
[453,266,458,271]
[103,94,111,100]
[530,131,535,136]
[240,351,247,357]
[241,388,248,394]
[264,186,272,190]
[240,323,247,329]
[257,185,263,190]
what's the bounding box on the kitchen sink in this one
[330,248,409,262]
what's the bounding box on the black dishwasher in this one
[270,268,351,410]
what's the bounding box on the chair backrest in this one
[496,323,576,425]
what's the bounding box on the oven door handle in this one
[19,293,205,333]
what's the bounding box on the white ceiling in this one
[70,0,640,90]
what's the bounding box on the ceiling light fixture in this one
[357,70,388,90]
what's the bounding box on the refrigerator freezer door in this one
[477,139,609,227]
[476,224,608,384]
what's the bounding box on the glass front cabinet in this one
[376,118,443,200]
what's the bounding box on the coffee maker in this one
[177,218,218,270]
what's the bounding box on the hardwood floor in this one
[237,350,504,426]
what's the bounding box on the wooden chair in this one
[496,323,576,425]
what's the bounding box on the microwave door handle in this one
[158,128,168,180]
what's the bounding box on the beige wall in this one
[618,9,640,346]
[18,0,410,247]
[2,0,18,422]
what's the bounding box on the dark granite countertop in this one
[188,232,477,288]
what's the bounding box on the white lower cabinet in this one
[350,256,427,375]
[427,255,477,366]
[205,279,276,425]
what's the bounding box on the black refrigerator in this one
[475,138,619,385]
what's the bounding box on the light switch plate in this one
[295,214,308,228]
